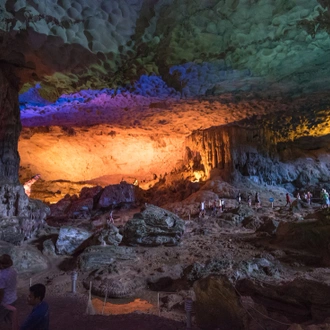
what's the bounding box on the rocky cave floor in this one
[3,180,330,330]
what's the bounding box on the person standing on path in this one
[0,254,17,326]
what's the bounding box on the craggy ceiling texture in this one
[1,0,330,201]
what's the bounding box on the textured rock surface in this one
[2,0,330,96]
[55,226,92,255]
[193,275,245,330]
[123,204,185,246]
[0,240,48,273]
[0,184,50,244]
[97,182,135,208]
[78,245,137,271]
[96,225,123,246]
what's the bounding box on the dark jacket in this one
[20,300,49,330]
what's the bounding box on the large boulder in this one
[0,241,48,273]
[193,275,246,330]
[97,182,135,208]
[123,204,185,246]
[55,226,92,255]
[96,224,122,246]
[78,245,137,271]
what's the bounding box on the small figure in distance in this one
[247,194,252,207]
[199,201,206,218]
[285,193,291,207]
[296,192,301,200]
[307,191,312,205]
[221,199,225,212]
[107,211,114,226]
[0,254,17,326]
[20,283,49,330]
[236,191,242,206]
[255,192,260,209]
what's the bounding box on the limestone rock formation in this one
[97,182,136,208]
[96,224,123,246]
[78,245,137,272]
[123,204,185,246]
[237,277,330,323]
[0,240,48,273]
[55,226,92,255]
[193,275,246,330]
[0,184,50,244]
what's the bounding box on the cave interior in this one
[1,0,330,329]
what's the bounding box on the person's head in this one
[27,283,46,306]
[0,254,13,270]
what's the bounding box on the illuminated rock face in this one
[1,0,330,96]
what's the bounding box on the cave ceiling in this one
[1,0,330,200]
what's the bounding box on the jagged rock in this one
[123,204,185,246]
[257,218,279,235]
[0,240,48,273]
[97,182,135,208]
[96,224,122,246]
[49,194,93,220]
[84,269,146,298]
[78,245,137,271]
[242,215,261,230]
[56,226,92,255]
[0,217,24,245]
[42,239,56,256]
[236,278,330,323]
[0,185,50,244]
[80,245,145,297]
[193,275,246,330]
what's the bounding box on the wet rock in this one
[56,226,92,255]
[123,204,185,246]
[97,182,135,208]
[194,275,245,330]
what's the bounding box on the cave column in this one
[0,63,21,184]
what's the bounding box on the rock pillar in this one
[0,63,21,184]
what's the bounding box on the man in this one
[20,283,49,330]
[0,254,17,324]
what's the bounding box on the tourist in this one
[320,189,329,209]
[221,199,225,212]
[199,201,206,218]
[247,194,252,207]
[255,192,260,208]
[236,191,242,205]
[307,191,312,205]
[20,283,49,330]
[285,193,291,206]
[0,254,17,325]
[296,192,301,200]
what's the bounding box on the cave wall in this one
[185,118,330,191]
